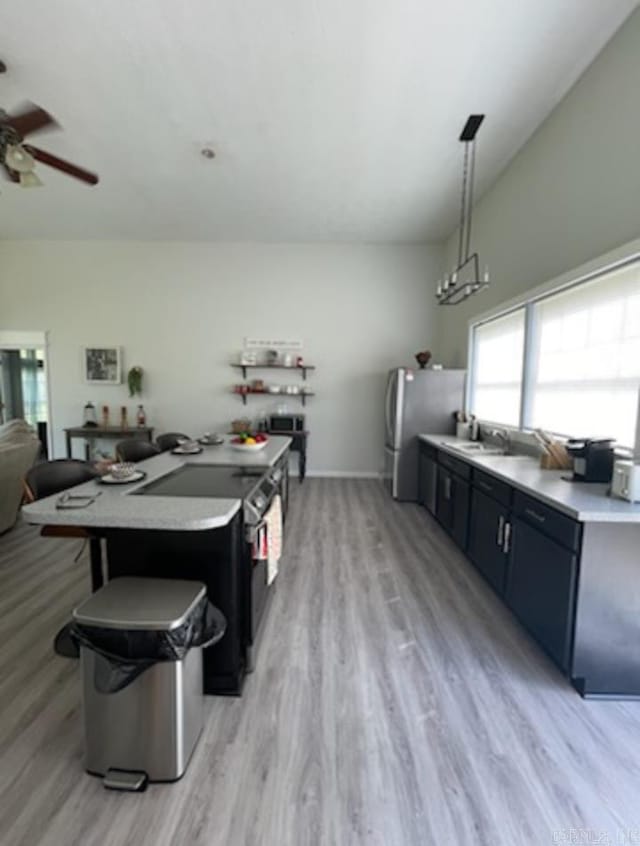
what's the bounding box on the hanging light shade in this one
[436,115,490,306]
[4,143,36,173]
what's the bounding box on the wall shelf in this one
[233,388,314,407]
[232,363,315,380]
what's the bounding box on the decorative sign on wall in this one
[244,338,303,351]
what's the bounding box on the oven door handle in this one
[244,499,263,532]
[245,518,267,544]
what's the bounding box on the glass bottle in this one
[136,404,146,427]
[120,406,129,429]
[83,402,97,428]
[101,404,110,428]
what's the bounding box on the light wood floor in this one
[2,479,640,845]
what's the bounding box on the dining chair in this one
[156,432,191,452]
[115,439,161,463]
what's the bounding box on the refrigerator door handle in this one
[385,369,403,449]
[384,373,394,446]
[393,370,405,450]
[383,446,399,499]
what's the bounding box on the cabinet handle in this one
[477,479,493,492]
[503,522,511,554]
[524,507,545,524]
[496,515,505,546]
[445,476,452,500]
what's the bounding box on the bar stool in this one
[115,439,160,463]
[156,432,190,452]
[24,459,103,657]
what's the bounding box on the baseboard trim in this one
[305,471,381,479]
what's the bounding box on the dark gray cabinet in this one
[416,443,640,697]
[467,488,510,595]
[436,465,470,551]
[418,444,438,515]
[506,517,578,673]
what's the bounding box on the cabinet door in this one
[435,466,453,529]
[419,451,438,514]
[451,475,470,551]
[506,518,577,672]
[468,488,509,594]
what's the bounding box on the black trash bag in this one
[54,622,80,659]
[70,596,226,694]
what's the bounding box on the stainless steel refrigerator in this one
[383,367,466,501]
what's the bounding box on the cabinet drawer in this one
[513,491,581,552]
[437,450,471,480]
[472,469,512,507]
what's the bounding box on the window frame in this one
[466,237,640,444]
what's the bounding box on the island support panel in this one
[104,513,249,696]
[571,522,640,698]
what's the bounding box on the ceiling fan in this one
[0,102,99,188]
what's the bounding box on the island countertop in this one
[420,434,640,523]
[22,435,292,531]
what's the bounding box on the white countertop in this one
[420,434,640,523]
[22,436,292,531]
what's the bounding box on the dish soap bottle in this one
[136,404,147,428]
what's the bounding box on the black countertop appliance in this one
[565,437,615,483]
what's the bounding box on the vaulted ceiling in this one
[0,0,635,241]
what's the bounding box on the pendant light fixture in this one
[436,114,490,306]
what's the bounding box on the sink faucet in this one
[489,428,510,454]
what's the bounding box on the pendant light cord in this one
[458,142,469,267]
[465,139,476,263]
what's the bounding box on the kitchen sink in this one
[443,442,507,456]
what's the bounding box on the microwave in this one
[268,414,305,433]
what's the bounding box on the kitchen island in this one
[23,435,292,695]
[419,434,640,698]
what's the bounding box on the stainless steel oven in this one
[243,454,288,668]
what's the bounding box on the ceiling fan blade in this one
[5,103,57,138]
[2,163,19,183]
[24,146,99,185]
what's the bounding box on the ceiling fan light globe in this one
[19,170,43,188]
[5,143,35,173]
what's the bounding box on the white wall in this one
[0,241,442,474]
[436,8,640,365]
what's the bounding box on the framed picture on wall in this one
[83,347,121,384]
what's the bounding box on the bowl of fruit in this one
[230,432,269,452]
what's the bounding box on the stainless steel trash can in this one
[73,577,206,788]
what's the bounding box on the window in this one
[469,256,640,446]
[470,309,525,426]
[529,264,640,445]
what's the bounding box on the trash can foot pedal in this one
[103,769,148,792]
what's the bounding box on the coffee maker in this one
[565,438,615,483]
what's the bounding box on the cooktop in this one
[133,464,265,499]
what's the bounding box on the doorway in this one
[0,331,52,458]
